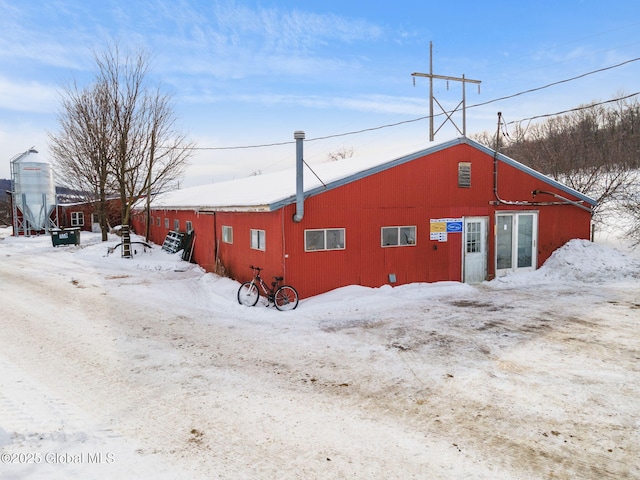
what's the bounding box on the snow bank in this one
[541,239,640,281]
[2,227,640,479]
[490,239,640,287]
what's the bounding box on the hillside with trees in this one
[1,179,10,225]
[473,94,640,245]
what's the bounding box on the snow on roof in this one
[150,168,300,211]
[149,142,402,211]
[149,137,597,212]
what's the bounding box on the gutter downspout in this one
[490,113,588,209]
[293,130,305,222]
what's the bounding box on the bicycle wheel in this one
[238,282,259,306]
[274,285,299,311]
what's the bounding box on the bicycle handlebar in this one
[249,265,263,271]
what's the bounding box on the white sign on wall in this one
[430,218,463,242]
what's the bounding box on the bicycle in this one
[237,265,299,311]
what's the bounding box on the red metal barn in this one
[58,198,122,232]
[132,137,596,299]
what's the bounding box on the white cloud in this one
[140,1,386,79]
[179,89,426,117]
[0,76,59,113]
[0,4,97,72]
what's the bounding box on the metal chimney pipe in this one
[293,130,305,222]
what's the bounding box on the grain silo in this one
[10,147,57,235]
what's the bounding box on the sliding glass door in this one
[495,212,538,276]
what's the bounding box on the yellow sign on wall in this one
[430,218,463,242]
[430,221,447,233]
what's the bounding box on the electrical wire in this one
[186,115,429,151]
[184,57,640,152]
[468,57,640,110]
[506,91,640,125]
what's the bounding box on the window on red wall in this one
[71,212,84,227]
[250,229,266,250]
[305,228,345,251]
[381,226,416,247]
[222,226,233,244]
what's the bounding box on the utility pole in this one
[412,42,481,141]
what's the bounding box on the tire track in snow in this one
[0,256,511,479]
[0,263,229,478]
[3,249,640,478]
[0,352,186,480]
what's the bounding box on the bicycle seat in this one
[273,276,283,282]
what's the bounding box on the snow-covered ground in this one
[1,226,639,479]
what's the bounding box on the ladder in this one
[121,225,132,258]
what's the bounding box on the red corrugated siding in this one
[280,151,472,298]
[131,209,217,269]
[215,210,285,283]
[278,144,591,298]
[58,199,122,231]
[136,143,592,299]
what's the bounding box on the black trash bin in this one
[51,228,81,247]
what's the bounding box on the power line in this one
[186,115,430,150]
[506,91,640,125]
[195,139,294,150]
[469,57,640,109]
[186,57,640,152]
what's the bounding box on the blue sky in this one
[1,0,639,186]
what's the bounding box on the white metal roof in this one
[149,137,597,212]
[149,144,398,211]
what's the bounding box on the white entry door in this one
[495,212,538,276]
[463,217,488,284]
[91,213,101,233]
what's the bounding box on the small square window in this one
[71,211,84,227]
[326,229,344,249]
[382,227,398,246]
[165,218,169,229]
[305,230,325,250]
[185,221,193,233]
[399,226,416,245]
[174,219,180,231]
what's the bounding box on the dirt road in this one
[1,245,639,479]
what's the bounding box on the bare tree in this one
[138,87,193,239]
[102,47,193,233]
[617,171,640,246]
[470,130,497,150]
[50,44,194,241]
[327,146,354,162]
[49,79,114,241]
[473,96,640,231]
[0,194,11,226]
